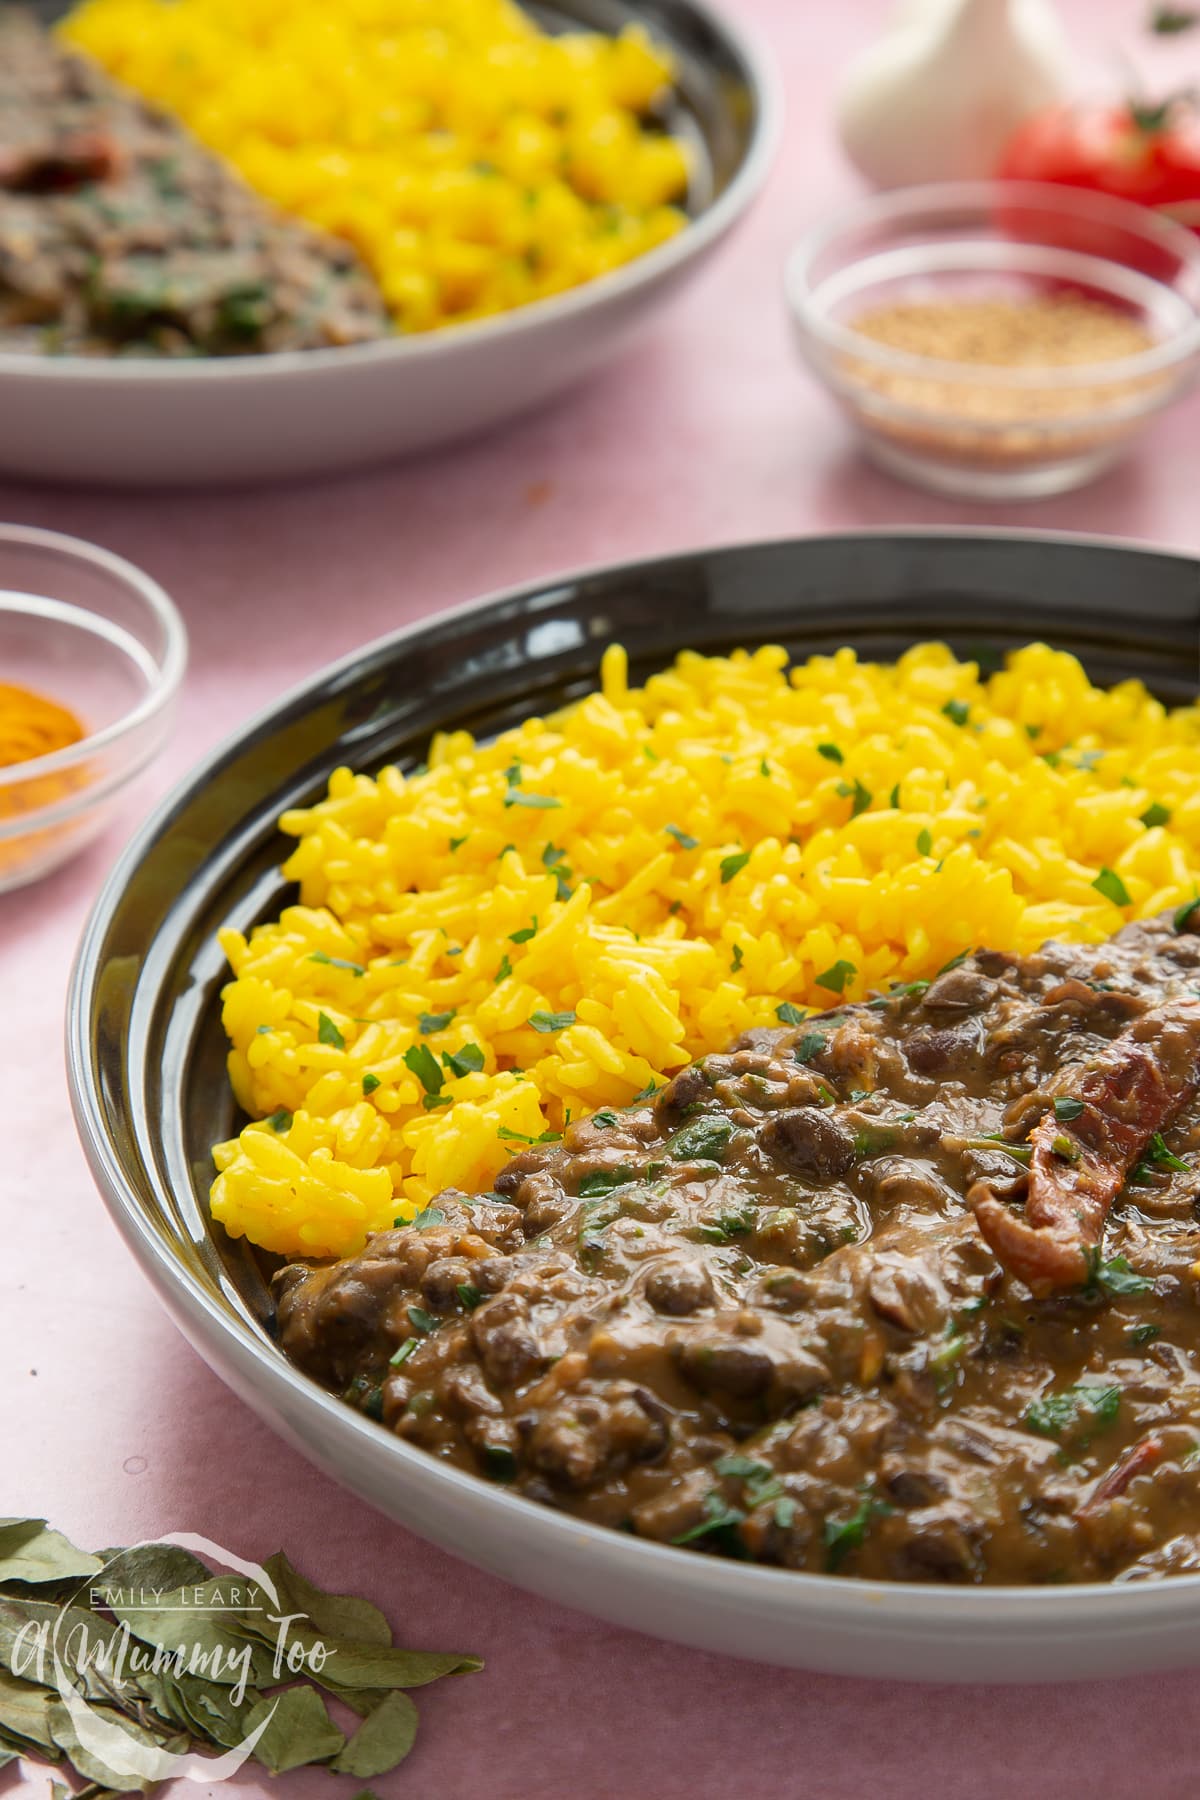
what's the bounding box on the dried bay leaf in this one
[0,1521,102,1589]
[329,1689,419,1777]
[246,1685,345,1773]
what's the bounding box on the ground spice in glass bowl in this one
[0,525,185,894]
[786,182,1200,500]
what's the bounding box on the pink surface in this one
[4,2,1200,1795]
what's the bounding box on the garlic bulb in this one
[837,0,1070,188]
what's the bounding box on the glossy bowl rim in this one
[0,0,781,388]
[64,525,1200,1633]
[784,179,1200,391]
[0,523,188,810]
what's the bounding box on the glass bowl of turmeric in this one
[0,524,186,893]
[785,181,1200,500]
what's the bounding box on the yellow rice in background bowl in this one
[62,0,690,333]
[211,641,1200,1259]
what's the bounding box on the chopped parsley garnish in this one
[823,1486,891,1570]
[410,1205,446,1231]
[509,919,538,943]
[361,1072,381,1096]
[1092,866,1131,907]
[1141,802,1171,828]
[443,1043,486,1078]
[317,1011,345,1050]
[494,953,513,983]
[529,1010,576,1033]
[715,1455,783,1508]
[456,1283,483,1311]
[773,1497,797,1530]
[407,1306,438,1335]
[720,850,750,884]
[696,1203,757,1243]
[671,1492,747,1548]
[498,1124,561,1145]
[665,824,699,850]
[1024,1381,1121,1443]
[1127,1322,1160,1345]
[936,949,970,974]
[419,1009,456,1034]
[667,1116,735,1162]
[541,841,574,900]
[731,944,744,973]
[776,1002,805,1026]
[309,950,365,976]
[403,1043,444,1095]
[423,1093,452,1110]
[1086,1253,1153,1297]
[1053,1097,1084,1121]
[1050,1133,1079,1162]
[759,758,770,778]
[836,778,872,817]
[578,1166,635,1198]
[389,1338,418,1366]
[593,1109,619,1128]
[266,1109,292,1133]
[504,789,561,809]
[917,827,934,856]
[795,1031,826,1064]
[942,698,969,726]
[888,783,900,807]
[1174,896,1200,933]
[1148,1131,1189,1172]
[816,742,843,764]
[481,1445,518,1482]
[449,834,469,851]
[815,960,855,994]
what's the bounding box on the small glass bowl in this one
[785,181,1200,500]
[0,524,187,894]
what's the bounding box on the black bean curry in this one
[276,910,1200,1585]
[0,8,390,356]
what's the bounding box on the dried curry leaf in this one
[329,1688,419,1777]
[246,1684,345,1773]
[104,1579,277,1689]
[46,1696,176,1794]
[0,1520,102,1589]
[92,1544,212,1599]
[287,1625,482,1693]
[0,1667,61,1755]
[260,1551,392,1648]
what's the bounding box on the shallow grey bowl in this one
[1,0,778,487]
[68,531,1200,1680]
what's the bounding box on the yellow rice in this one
[210,641,1200,1259]
[61,0,689,333]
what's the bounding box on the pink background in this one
[4,1,1200,1795]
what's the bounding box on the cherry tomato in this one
[998,99,1200,229]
